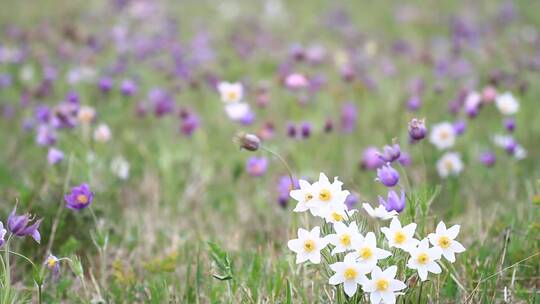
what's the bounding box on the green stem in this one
[260,146,295,187]
[3,234,12,301]
[417,281,424,304]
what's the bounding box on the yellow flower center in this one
[438,236,451,249]
[304,193,313,202]
[339,234,351,246]
[303,240,316,252]
[344,267,358,280]
[394,231,407,244]
[331,212,343,222]
[77,194,89,204]
[359,247,373,260]
[226,91,238,102]
[47,257,57,268]
[444,160,454,171]
[417,252,430,265]
[376,279,389,291]
[319,189,332,202]
[439,130,449,140]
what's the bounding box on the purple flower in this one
[66,91,79,104]
[180,111,199,137]
[378,143,401,163]
[361,147,384,170]
[47,148,64,165]
[240,111,256,126]
[408,118,427,141]
[0,222,6,247]
[504,118,515,133]
[64,183,94,210]
[453,120,467,136]
[7,206,42,243]
[277,175,299,208]
[120,79,138,96]
[148,88,174,117]
[286,123,297,138]
[98,77,113,93]
[376,164,400,187]
[504,138,518,155]
[340,102,358,133]
[246,156,268,177]
[300,122,312,138]
[378,189,406,213]
[406,95,422,111]
[398,152,411,167]
[34,105,51,123]
[344,193,359,210]
[36,125,57,146]
[324,119,334,133]
[479,151,496,167]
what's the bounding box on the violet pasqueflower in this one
[47,148,64,165]
[376,164,400,187]
[408,118,427,141]
[300,122,311,138]
[406,95,422,111]
[0,222,6,247]
[277,175,299,208]
[64,183,94,210]
[378,143,401,163]
[479,151,496,167]
[340,102,357,133]
[120,79,138,96]
[7,206,42,243]
[246,156,268,177]
[398,152,411,167]
[98,77,113,93]
[360,147,384,170]
[180,112,199,136]
[504,118,515,133]
[378,189,406,213]
[453,120,467,136]
[344,193,359,210]
[286,123,297,138]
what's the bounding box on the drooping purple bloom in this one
[479,151,496,167]
[51,102,78,129]
[453,120,467,136]
[344,193,359,210]
[376,164,400,187]
[504,138,518,154]
[64,183,94,210]
[246,156,268,177]
[340,102,357,133]
[408,118,427,141]
[35,105,51,123]
[504,118,515,133]
[378,189,406,213]
[66,91,80,104]
[179,111,199,137]
[47,148,64,165]
[36,125,57,146]
[120,79,138,96]
[7,206,42,243]
[286,123,297,138]
[361,147,384,170]
[148,88,174,117]
[378,143,401,163]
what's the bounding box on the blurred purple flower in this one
[453,120,467,136]
[300,122,311,138]
[361,147,384,170]
[47,148,64,165]
[277,175,299,208]
[378,143,401,163]
[98,77,114,93]
[246,156,268,177]
[286,122,297,138]
[406,95,422,112]
[504,118,515,133]
[398,152,411,167]
[340,102,357,133]
[345,193,359,210]
[120,79,138,96]
[408,118,427,141]
[180,111,199,137]
[64,183,93,210]
[35,105,51,123]
[36,125,57,146]
[240,111,256,126]
[8,206,42,243]
[479,151,496,167]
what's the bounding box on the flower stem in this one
[3,234,12,303]
[260,145,295,187]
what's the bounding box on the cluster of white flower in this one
[217,81,252,121]
[287,173,465,303]
[429,122,463,179]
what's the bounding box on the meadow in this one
[0,0,539,303]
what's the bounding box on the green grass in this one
[0,0,539,303]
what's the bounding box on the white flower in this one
[350,232,392,269]
[67,66,96,84]
[0,221,6,247]
[327,221,362,255]
[429,122,456,150]
[323,203,356,224]
[428,221,466,263]
[287,227,328,264]
[290,179,316,213]
[93,123,112,143]
[362,265,406,304]
[514,145,527,160]
[407,239,443,281]
[78,105,96,124]
[495,92,519,115]
[218,81,243,103]
[436,152,463,178]
[362,203,398,220]
[224,102,250,121]
[381,217,419,252]
[19,65,35,83]
[329,253,370,297]
[493,134,513,148]
[111,156,130,180]
[309,173,350,217]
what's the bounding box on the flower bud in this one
[408,118,427,141]
[234,132,260,151]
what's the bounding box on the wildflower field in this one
[1,0,540,303]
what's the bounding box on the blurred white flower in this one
[436,152,463,178]
[429,122,455,150]
[93,123,111,143]
[362,203,397,220]
[19,65,35,84]
[218,82,243,103]
[111,156,130,180]
[78,106,96,125]
[496,92,519,115]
